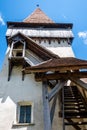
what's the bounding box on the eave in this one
[7,22,73,29]
[24,58,87,73]
[35,71,87,81]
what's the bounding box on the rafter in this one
[70,77,87,90]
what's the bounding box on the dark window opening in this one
[19,105,31,123]
[16,52,22,57]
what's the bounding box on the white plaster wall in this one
[47,47,74,57]
[39,40,75,57]
[0,37,75,130]
[0,54,76,130]
[6,28,73,38]
[0,55,43,130]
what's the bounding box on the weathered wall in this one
[0,55,43,130]
[0,50,75,130]
[36,40,75,57]
[6,28,73,38]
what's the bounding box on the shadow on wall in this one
[0,65,43,130]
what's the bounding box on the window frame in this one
[9,40,26,58]
[13,101,34,126]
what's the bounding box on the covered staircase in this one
[62,86,87,130]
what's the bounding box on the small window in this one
[17,101,33,125]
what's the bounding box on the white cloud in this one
[78,32,87,39]
[0,14,5,25]
[78,31,87,44]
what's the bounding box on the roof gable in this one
[7,32,59,61]
[23,8,54,24]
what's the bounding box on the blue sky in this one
[0,0,87,69]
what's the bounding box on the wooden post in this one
[62,86,65,130]
[42,81,52,130]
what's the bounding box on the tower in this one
[0,7,87,130]
[6,8,74,58]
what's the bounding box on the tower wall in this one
[36,40,75,57]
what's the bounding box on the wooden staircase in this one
[62,86,87,130]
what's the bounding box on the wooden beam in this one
[42,81,52,130]
[23,41,26,57]
[9,41,14,57]
[24,66,87,73]
[50,93,58,124]
[8,59,13,81]
[35,71,87,81]
[22,70,24,81]
[48,80,66,101]
[70,77,87,90]
[66,119,81,130]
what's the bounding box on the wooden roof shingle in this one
[24,57,87,73]
[23,8,54,24]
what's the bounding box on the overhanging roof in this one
[24,57,87,73]
[7,22,73,29]
[7,8,73,29]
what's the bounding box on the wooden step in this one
[64,106,85,110]
[65,111,87,119]
[62,86,87,129]
[65,121,87,125]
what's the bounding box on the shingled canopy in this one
[24,57,87,73]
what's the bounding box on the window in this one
[16,101,34,125]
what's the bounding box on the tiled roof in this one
[25,57,87,72]
[23,8,54,23]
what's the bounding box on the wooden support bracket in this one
[48,80,66,101]
[50,93,58,124]
[8,59,13,81]
[70,77,87,90]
